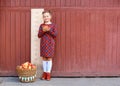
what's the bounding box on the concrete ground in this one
[0,77,120,86]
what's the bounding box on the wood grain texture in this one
[0,0,120,7]
[0,9,30,76]
[50,9,120,76]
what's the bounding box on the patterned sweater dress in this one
[38,23,57,57]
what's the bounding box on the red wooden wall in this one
[0,0,120,76]
[0,8,31,76]
[0,0,120,7]
[52,8,120,76]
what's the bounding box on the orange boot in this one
[46,73,51,81]
[41,72,47,80]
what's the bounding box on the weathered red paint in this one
[51,9,120,76]
[0,9,31,76]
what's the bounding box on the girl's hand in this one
[42,25,50,32]
[42,28,47,32]
[46,27,50,31]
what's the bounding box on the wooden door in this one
[0,8,30,76]
[50,8,120,76]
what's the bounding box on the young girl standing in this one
[38,10,57,81]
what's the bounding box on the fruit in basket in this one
[20,62,36,69]
[32,65,36,69]
[19,66,23,69]
[16,62,36,83]
[22,62,28,69]
[28,66,32,69]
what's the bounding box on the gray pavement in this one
[0,77,120,86]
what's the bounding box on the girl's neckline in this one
[43,23,53,26]
[44,22,52,25]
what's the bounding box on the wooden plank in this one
[25,11,30,61]
[39,0,45,7]
[15,11,21,66]
[50,0,56,7]
[55,12,61,72]
[95,11,106,73]
[15,0,20,7]
[116,12,120,69]
[10,11,16,72]
[0,11,6,71]
[52,11,57,72]
[89,10,97,73]
[35,0,41,7]
[76,11,82,72]
[65,11,71,72]
[104,11,114,71]
[20,12,26,63]
[5,11,11,72]
[56,11,62,71]
[30,0,36,7]
[25,0,31,7]
[55,0,61,7]
[70,11,77,72]
[81,0,90,7]
[60,0,66,7]
[11,0,16,7]
[20,0,26,7]
[83,11,90,72]
[110,13,118,68]
[60,11,66,72]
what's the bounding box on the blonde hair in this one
[42,10,52,16]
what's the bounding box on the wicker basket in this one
[16,66,37,83]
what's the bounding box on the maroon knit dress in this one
[38,23,57,57]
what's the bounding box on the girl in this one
[38,10,57,81]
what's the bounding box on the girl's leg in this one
[46,57,52,73]
[42,57,47,72]
[41,57,47,80]
[46,57,52,81]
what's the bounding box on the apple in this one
[28,66,32,69]
[32,65,36,69]
[19,66,23,69]
[19,62,36,70]
[22,64,28,69]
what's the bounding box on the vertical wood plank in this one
[0,11,6,71]
[15,0,20,7]
[25,0,31,7]
[20,12,26,63]
[70,11,77,72]
[65,11,71,72]
[30,0,35,7]
[76,11,82,72]
[5,11,11,71]
[25,11,30,61]
[60,0,66,7]
[89,11,97,72]
[55,0,61,7]
[15,11,21,66]
[20,0,26,7]
[10,11,16,71]
[60,11,66,72]
[116,12,120,68]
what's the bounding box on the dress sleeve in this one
[47,24,57,38]
[38,25,45,38]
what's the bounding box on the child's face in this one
[43,13,52,23]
